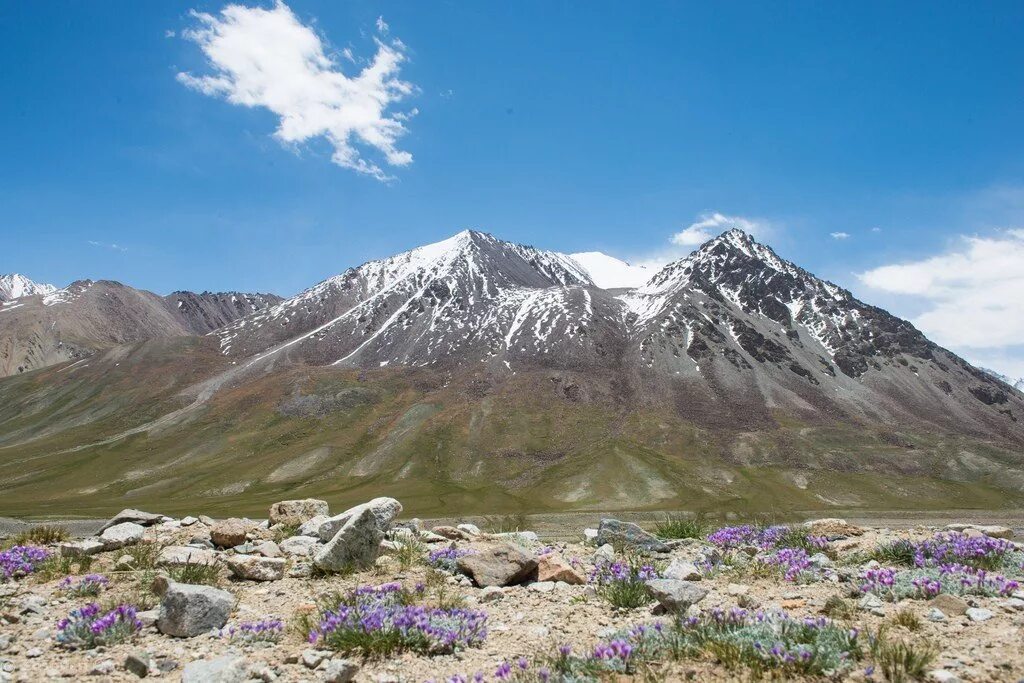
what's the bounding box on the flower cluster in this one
[57,574,109,597]
[589,560,659,585]
[307,582,487,656]
[767,548,815,582]
[223,618,285,644]
[707,525,787,549]
[912,532,1018,570]
[0,545,50,580]
[428,547,476,572]
[56,603,142,649]
[860,564,1019,601]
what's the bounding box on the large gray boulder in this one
[157,582,234,637]
[99,522,145,550]
[268,499,330,526]
[98,509,164,533]
[596,519,669,552]
[313,507,383,572]
[644,579,708,612]
[456,543,538,587]
[317,497,402,541]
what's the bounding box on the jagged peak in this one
[0,273,58,301]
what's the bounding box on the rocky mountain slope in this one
[0,280,280,376]
[0,229,1022,518]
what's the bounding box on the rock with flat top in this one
[100,522,145,550]
[157,582,233,637]
[98,509,164,533]
[317,498,402,541]
[457,543,538,587]
[224,554,285,581]
[644,579,708,612]
[157,546,218,568]
[268,499,330,526]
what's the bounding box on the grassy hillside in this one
[1,338,1022,518]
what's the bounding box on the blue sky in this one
[2,2,1023,375]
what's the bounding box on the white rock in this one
[527,581,555,593]
[664,559,702,581]
[58,539,104,557]
[928,670,962,683]
[280,536,319,557]
[927,608,947,622]
[99,522,145,550]
[965,607,993,622]
[457,523,482,536]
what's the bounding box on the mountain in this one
[1,229,1023,519]
[0,280,281,376]
[982,368,1024,393]
[0,273,57,302]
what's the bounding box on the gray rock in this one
[644,579,708,612]
[224,554,285,581]
[268,499,330,526]
[181,655,249,683]
[808,552,832,568]
[596,519,669,552]
[456,543,538,587]
[928,671,962,683]
[965,607,993,622]
[583,528,599,544]
[456,523,482,536]
[663,559,702,581]
[137,610,159,628]
[89,660,115,676]
[479,586,505,602]
[280,536,319,557]
[124,652,151,678]
[99,522,145,550]
[98,509,164,533]
[58,539,104,558]
[491,531,540,544]
[297,515,329,537]
[592,543,615,565]
[253,541,282,558]
[317,498,403,541]
[927,607,947,622]
[527,581,555,593]
[157,582,234,637]
[301,650,327,669]
[180,516,198,526]
[313,507,384,572]
[321,659,359,683]
[858,594,884,611]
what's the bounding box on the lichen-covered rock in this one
[457,543,538,587]
[596,519,669,552]
[224,554,285,581]
[210,518,250,548]
[313,507,383,572]
[157,582,234,637]
[268,499,330,526]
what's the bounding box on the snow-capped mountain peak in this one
[564,251,651,289]
[0,273,58,302]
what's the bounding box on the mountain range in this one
[1,229,1023,519]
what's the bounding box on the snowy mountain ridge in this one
[0,274,58,302]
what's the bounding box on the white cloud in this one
[871,227,882,233]
[177,3,415,181]
[670,212,765,246]
[88,241,128,252]
[858,230,1024,375]
[830,231,850,240]
[375,16,389,34]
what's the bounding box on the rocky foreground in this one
[1,500,1024,682]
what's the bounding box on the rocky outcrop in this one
[313,507,384,572]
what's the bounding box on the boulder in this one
[98,509,164,533]
[58,539,104,558]
[644,579,708,612]
[965,607,993,622]
[298,515,329,537]
[157,582,234,637]
[596,519,669,552]
[321,659,359,683]
[280,536,319,557]
[99,522,145,550]
[268,499,330,527]
[313,507,384,572]
[456,543,538,587]
[317,498,403,541]
[663,559,702,581]
[210,519,250,548]
[536,553,586,585]
[157,546,218,568]
[181,654,249,683]
[224,554,285,581]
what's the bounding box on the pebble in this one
[965,607,993,622]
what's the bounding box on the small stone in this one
[180,655,248,683]
[965,607,993,622]
[583,528,599,544]
[726,583,749,596]
[58,539,104,558]
[25,648,42,658]
[137,610,159,628]
[89,660,115,676]
[321,659,359,683]
[928,670,962,682]
[456,523,482,536]
[858,594,884,611]
[592,544,615,565]
[157,546,218,568]
[528,581,555,593]
[808,553,832,568]
[927,608,947,622]
[180,516,198,526]
[1002,597,1024,611]
[479,586,505,602]
[280,536,319,557]
[124,652,151,678]
[491,531,539,544]
[253,541,282,558]
[929,594,969,616]
[302,650,326,669]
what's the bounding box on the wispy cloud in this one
[87,240,128,252]
[830,231,850,240]
[177,2,416,181]
[859,229,1024,375]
